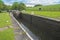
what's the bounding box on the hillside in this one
[26,4,60,11]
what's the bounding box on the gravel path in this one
[10,13,31,40]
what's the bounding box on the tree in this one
[18,3,26,10]
[12,2,26,11]
[39,8,41,11]
[34,4,42,7]
[0,0,5,12]
[12,2,19,10]
[0,0,4,10]
[6,5,11,10]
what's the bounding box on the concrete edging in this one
[10,13,39,40]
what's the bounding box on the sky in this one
[2,0,60,7]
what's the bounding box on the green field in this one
[0,12,14,40]
[25,11,60,19]
[25,4,60,19]
[0,12,12,27]
[0,28,14,40]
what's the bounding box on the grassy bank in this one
[0,28,14,40]
[25,11,60,18]
[0,12,14,40]
[0,12,12,27]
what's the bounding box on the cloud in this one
[2,0,60,6]
[3,0,25,5]
[26,5,34,7]
[25,0,60,5]
[3,0,14,5]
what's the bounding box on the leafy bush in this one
[0,10,2,13]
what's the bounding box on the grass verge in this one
[26,11,60,18]
[0,28,14,40]
[0,12,12,27]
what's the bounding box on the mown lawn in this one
[0,12,12,27]
[26,11,60,18]
[0,12,14,40]
[0,28,14,40]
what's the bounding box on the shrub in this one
[0,10,2,13]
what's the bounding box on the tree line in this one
[0,0,43,13]
[0,0,26,12]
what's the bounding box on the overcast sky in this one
[2,0,60,7]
